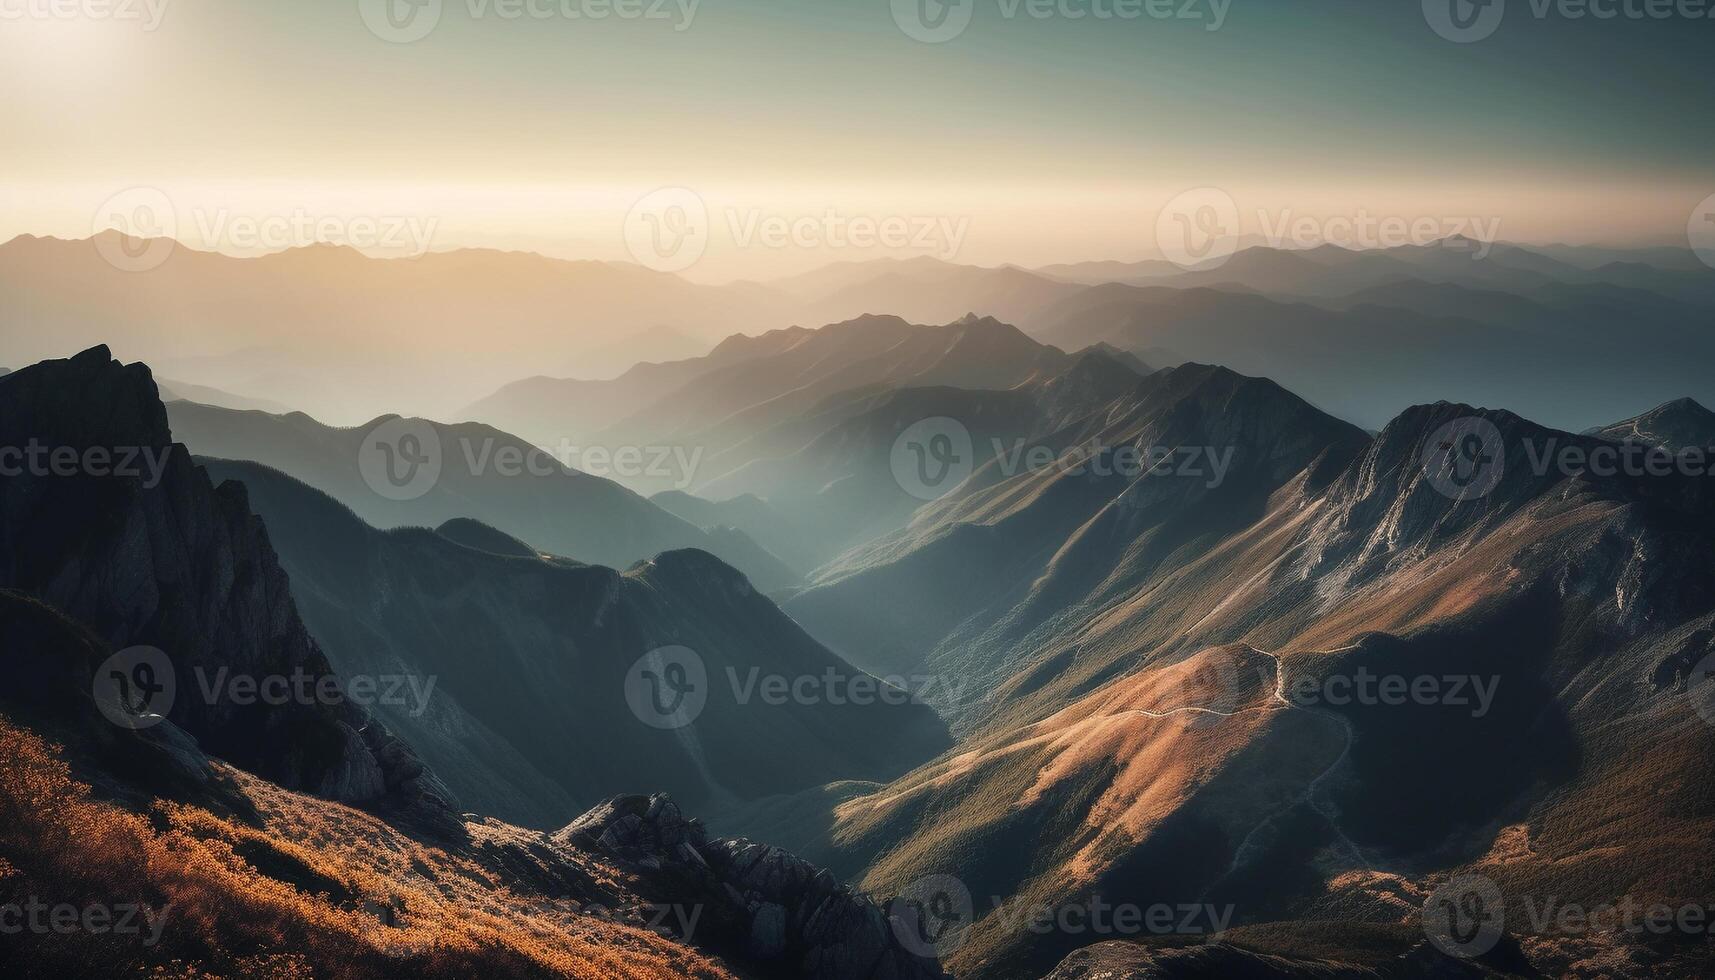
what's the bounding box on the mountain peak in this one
[1590,395,1715,451]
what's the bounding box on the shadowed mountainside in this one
[0,346,450,827]
[195,457,950,828]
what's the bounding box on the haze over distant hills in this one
[165,399,802,590]
[12,231,1714,433]
[8,230,1715,979]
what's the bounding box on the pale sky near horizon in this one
[3,0,1710,281]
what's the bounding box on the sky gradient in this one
[3,0,1710,280]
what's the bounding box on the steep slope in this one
[164,400,799,590]
[793,395,1715,979]
[0,346,951,980]
[687,345,1149,571]
[0,597,944,979]
[0,346,447,825]
[787,363,1368,688]
[195,457,950,828]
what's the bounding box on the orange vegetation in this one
[0,715,735,980]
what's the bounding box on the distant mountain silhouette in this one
[164,400,800,589]
[0,233,801,422]
[467,314,1147,567]
[767,256,1087,327]
[1032,277,1715,431]
[157,376,293,414]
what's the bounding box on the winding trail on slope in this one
[1204,645,1370,896]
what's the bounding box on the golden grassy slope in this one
[0,715,735,980]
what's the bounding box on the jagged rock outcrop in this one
[0,346,453,829]
[556,793,948,980]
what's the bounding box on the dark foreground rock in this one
[557,793,948,980]
[0,346,455,833]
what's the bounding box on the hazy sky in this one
[3,0,1710,280]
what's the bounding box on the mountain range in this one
[5,241,1715,979]
[11,232,1714,434]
